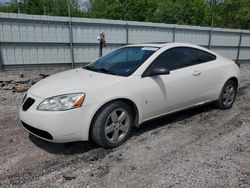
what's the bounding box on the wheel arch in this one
[88,98,140,140]
[216,76,239,110]
[227,77,238,90]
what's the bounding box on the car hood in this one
[29,68,125,99]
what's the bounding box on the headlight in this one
[37,93,85,111]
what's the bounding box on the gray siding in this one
[0,12,250,69]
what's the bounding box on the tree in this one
[23,0,43,15]
[0,0,249,29]
[237,0,250,29]
[151,0,210,25]
[219,0,250,29]
[88,0,159,21]
[0,0,85,17]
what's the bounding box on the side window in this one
[152,48,189,71]
[151,47,216,71]
[194,49,216,63]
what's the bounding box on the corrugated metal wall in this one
[0,12,250,70]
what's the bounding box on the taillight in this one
[234,61,240,68]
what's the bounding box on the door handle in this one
[193,70,202,76]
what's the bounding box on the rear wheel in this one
[216,80,237,110]
[90,101,133,148]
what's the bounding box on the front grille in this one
[21,121,53,140]
[22,97,35,111]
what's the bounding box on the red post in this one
[99,32,106,57]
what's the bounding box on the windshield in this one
[84,46,159,76]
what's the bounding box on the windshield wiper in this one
[83,66,94,71]
[83,66,117,75]
[95,68,117,75]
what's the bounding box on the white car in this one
[20,43,240,148]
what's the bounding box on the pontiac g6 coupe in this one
[20,43,240,148]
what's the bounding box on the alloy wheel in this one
[104,108,130,144]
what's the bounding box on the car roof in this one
[128,42,203,47]
[126,42,215,54]
[126,43,167,48]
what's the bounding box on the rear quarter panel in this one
[214,57,240,98]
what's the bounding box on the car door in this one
[188,49,221,101]
[140,47,210,121]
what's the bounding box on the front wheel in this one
[216,80,237,110]
[90,101,133,148]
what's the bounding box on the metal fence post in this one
[208,28,213,49]
[0,43,3,71]
[236,31,243,62]
[68,4,75,69]
[126,23,129,44]
[172,26,176,42]
[68,21,75,68]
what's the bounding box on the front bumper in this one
[19,93,99,143]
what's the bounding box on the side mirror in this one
[143,66,170,77]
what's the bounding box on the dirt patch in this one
[0,65,250,187]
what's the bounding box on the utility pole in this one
[17,0,21,14]
[43,6,46,15]
[68,1,75,69]
[210,0,217,28]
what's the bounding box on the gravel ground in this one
[0,65,250,188]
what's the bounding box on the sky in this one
[0,0,11,5]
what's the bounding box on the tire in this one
[216,80,237,110]
[90,101,133,148]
